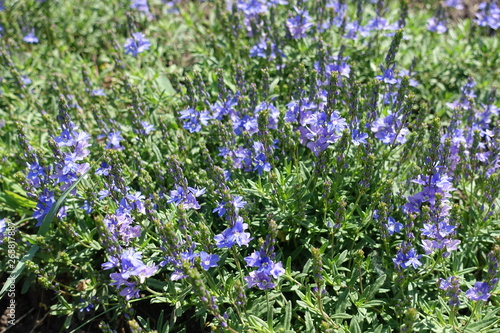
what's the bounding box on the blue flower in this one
[351,129,368,146]
[249,38,284,60]
[286,7,314,39]
[105,131,124,150]
[199,251,220,270]
[27,162,46,188]
[33,189,56,226]
[244,250,284,278]
[244,250,272,269]
[443,0,463,10]
[179,108,211,133]
[439,276,462,306]
[393,242,422,269]
[404,248,423,269]
[105,248,157,300]
[214,218,252,248]
[210,94,238,120]
[23,30,39,43]
[0,219,6,243]
[397,69,419,87]
[103,212,141,245]
[237,0,268,18]
[386,216,403,235]
[124,32,151,57]
[232,196,247,210]
[140,121,155,135]
[81,200,93,214]
[244,271,276,290]
[126,191,146,214]
[21,76,32,85]
[475,2,500,30]
[375,65,398,85]
[233,115,258,136]
[465,281,492,302]
[371,112,409,145]
[168,185,205,210]
[91,89,106,96]
[212,201,226,217]
[253,153,271,175]
[95,162,112,176]
[427,17,447,34]
[131,0,152,18]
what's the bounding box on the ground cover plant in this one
[0,0,499,332]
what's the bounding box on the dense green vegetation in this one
[0,0,499,332]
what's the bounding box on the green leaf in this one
[361,274,386,302]
[63,314,73,330]
[331,313,353,320]
[283,300,292,331]
[1,190,37,209]
[155,75,176,95]
[248,315,272,332]
[304,312,314,333]
[349,315,362,333]
[465,308,500,333]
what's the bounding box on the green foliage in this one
[0,0,499,332]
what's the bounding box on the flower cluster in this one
[52,125,91,191]
[250,36,284,60]
[427,10,448,34]
[438,276,461,306]
[404,168,460,257]
[103,203,142,246]
[130,0,153,18]
[30,122,91,226]
[178,107,211,133]
[213,195,246,218]
[370,111,409,145]
[393,241,422,270]
[466,246,500,302]
[443,0,464,10]
[161,243,220,281]
[443,79,499,177]
[475,2,500,30]
[219,141,273,175]
[286,97,348,156]
[102,248,157,300]
[214,217,252,248]
[236,0,288,36]
[286,7,314,39]
[168,184,205,210]
[244,249,284,290]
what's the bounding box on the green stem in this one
[419,254,441,282]
[463,301,481,330]
[232,247,245,286]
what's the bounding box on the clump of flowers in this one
[438,276,461,306]
[214,217,252,248]
[286,97,348,156]
[244,249,284,289]
[102,248,157,300]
